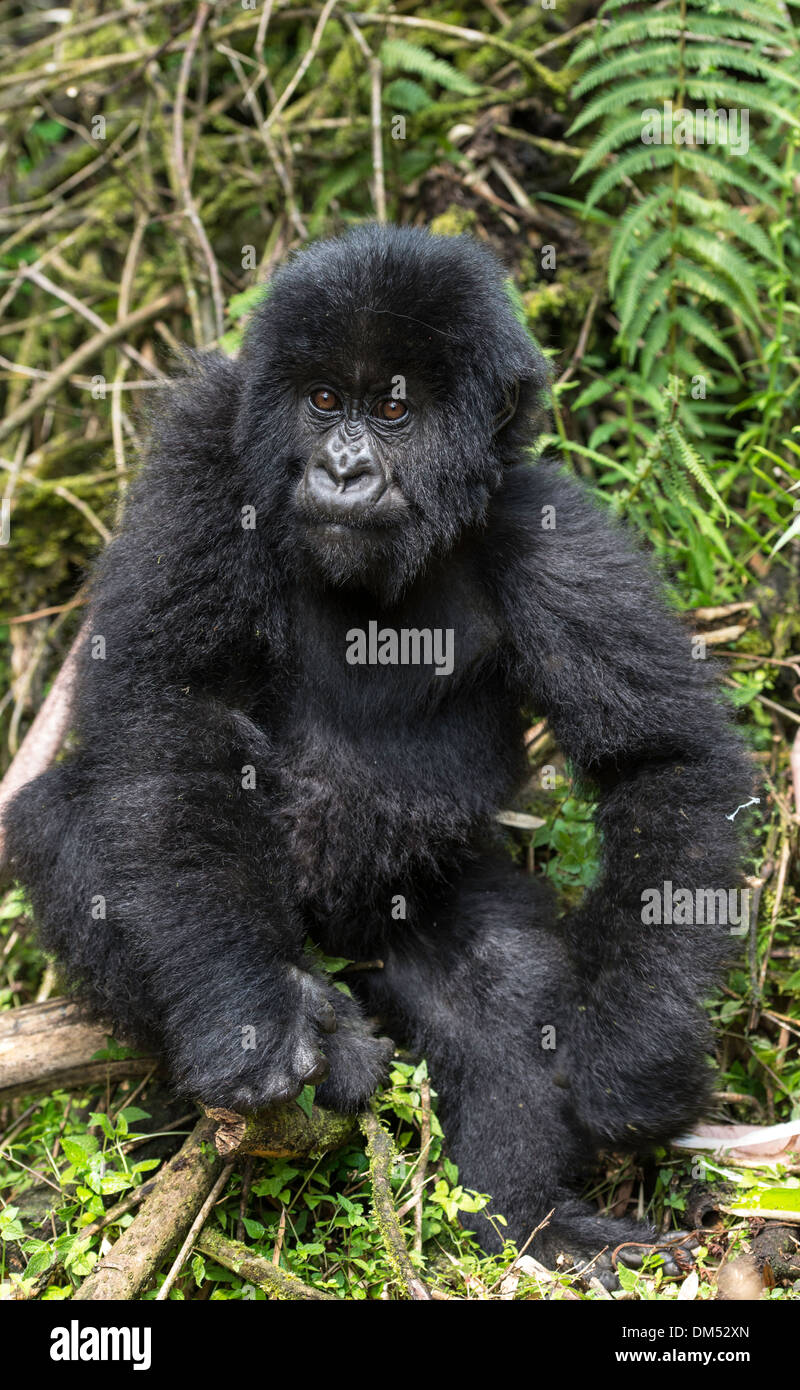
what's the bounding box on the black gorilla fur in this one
[4,225,751,1274]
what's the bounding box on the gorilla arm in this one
[492,462,752,1141]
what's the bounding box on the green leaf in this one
[379,40,480,96]
[295,1084,315,1119]
[383,79,432,113]
[61,1134,100,1167]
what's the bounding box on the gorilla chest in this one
[273,583,518,906]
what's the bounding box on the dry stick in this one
[262,0,340,136]
[0,622,87,871]
[343,15,385,223]
[218,44,307,240]
[412,1078,432,1254]
[692,601,756,622]
[21,267,164,379]
[195,1227,337,1300]
[790,726,800,823]
[172,2,224,341]
[351,12,562,89]
[0,291,180,447]
[749,836,792,1031]
[360,1109,432,1301]
[155,1160,234,1300]
[74,1116,223,1300]
[557,290,601,387]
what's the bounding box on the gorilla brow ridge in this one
[354,306,460,340]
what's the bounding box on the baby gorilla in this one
[4,225,750,1280]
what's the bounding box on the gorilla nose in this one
[305,449,386,515]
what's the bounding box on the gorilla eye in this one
[310,388,341,412]
[373,398,408,422]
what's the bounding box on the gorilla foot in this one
[540,1215,700,1291]
[315,1026,394,1112]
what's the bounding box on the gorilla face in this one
[235,224,549,596]
[291,372,414,588]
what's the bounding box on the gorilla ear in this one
[492,380,520,434]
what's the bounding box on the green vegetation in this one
[0,0,798,1301]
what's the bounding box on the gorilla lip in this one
[296,478,408,529]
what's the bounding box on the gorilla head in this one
[235,225,549,596]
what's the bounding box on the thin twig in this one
[262,0,340,135]
[0,292,179,447]
[172,2,224,340]
[155,1160,234,1300]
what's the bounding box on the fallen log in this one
[0,997,154,1104]
[73,1116,223,1300]
[205,1102,356,1158]
[195,1228,336,1300]
[0,622,87,878]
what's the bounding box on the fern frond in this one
[672,342,710,381]
[667,305,740,371]
[572,379,615,410]
[617,227,674,334]
[682,46,800,89]
[640,312,671,379]
[675,228,761,317]
[608,191,671,294]
[379,39,480,96]
[675,260,758,332]
[674,188,778,264]
[622,267,674,356]
[383,79,432,113]
[683,78,800,128]
[573,45,683,96]
[583,146,676,210]
[569,79,698,135]
[572,113,648,178]
[674,149,780,206]
[664,422,730,520]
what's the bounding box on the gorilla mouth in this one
[296,478,409,531]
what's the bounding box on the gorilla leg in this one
[356,858,698,1278]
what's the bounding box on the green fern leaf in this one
[573,45,682,96]
[675,227,761,317]
[623,267,674,357]
[664,422,730,520]
[573,113,652,178]
[584,146,676,210]
[640,312,671,378]
[674,149,780,208]
[674,188,778,264]
[608,192,671,294]
[683,78,800,128]
[667,305,740,371]
[675,259,758,331]
[618,227,674,334]
[379,39,480,96]
[383,78,433,113]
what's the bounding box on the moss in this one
[430,204,479,237]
